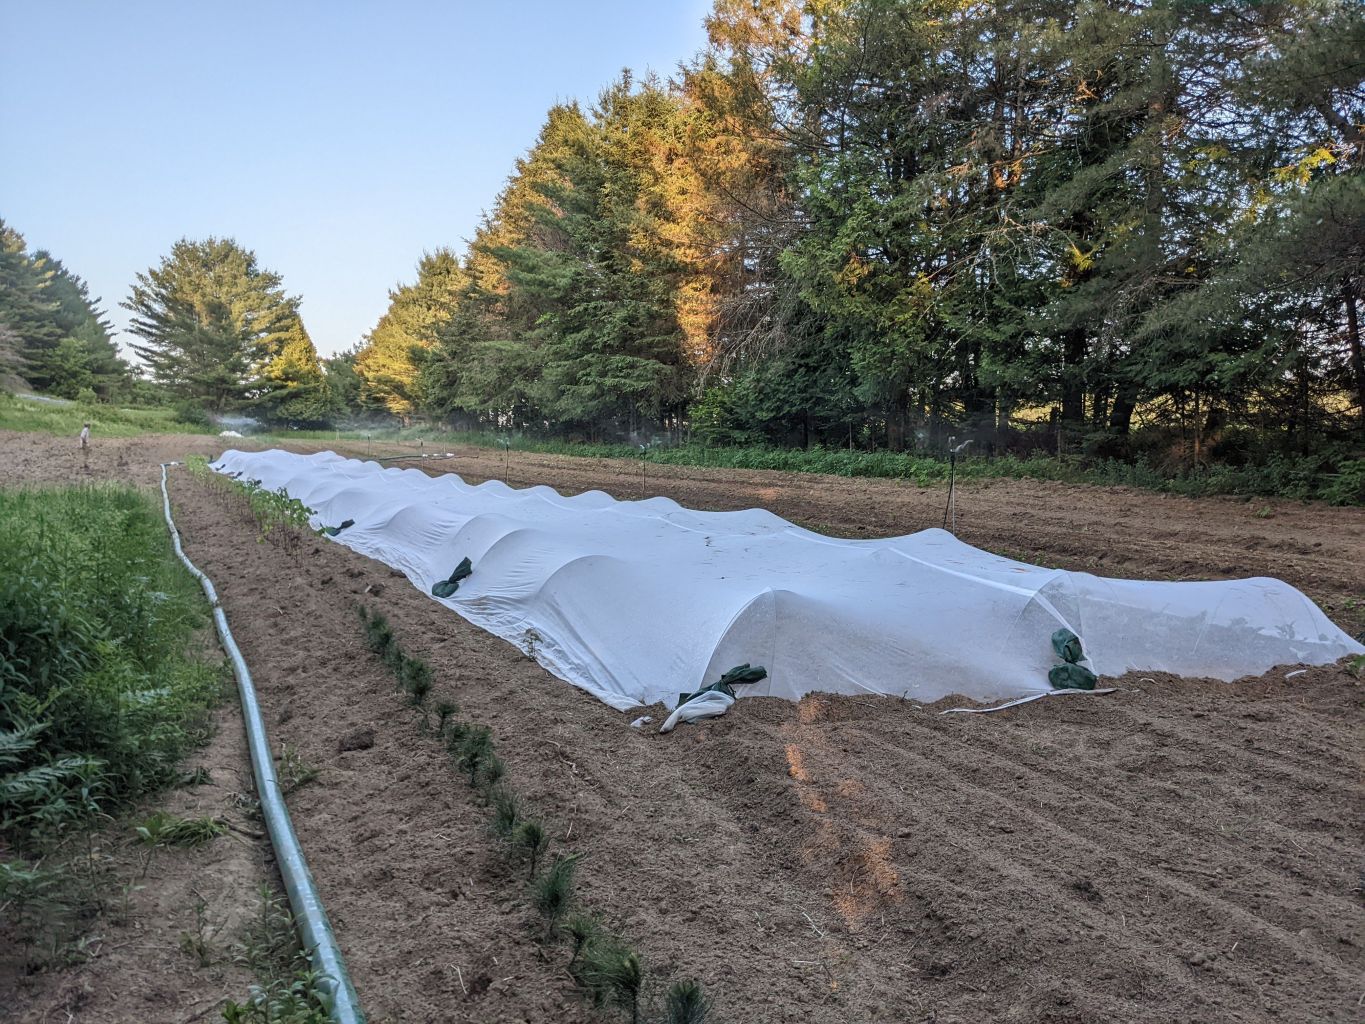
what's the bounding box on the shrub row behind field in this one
[264,425,1365,506]
[0,392,215,437]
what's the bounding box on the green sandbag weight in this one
[677,663,768,706]
[1049,663,1098,690]
[431,556,474,598]
[1051,628,1084,664]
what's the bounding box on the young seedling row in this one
[357,604,713,1024]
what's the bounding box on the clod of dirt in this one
[338,727,376,752]
[1072,877,1104,903]
[466,973,493,998]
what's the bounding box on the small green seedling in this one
[664,980,711,1024]
[516,820,549,880]
[532,852,580,939]
[563,912,601,967]
[577,937,643,1022]
[456,727,494,786]
[478,753,505,793]
[278,744,320,794]
[178,890,223,967]
[402,656,433,704]
[134,812,226,876]
[434,700,458,738]
[358,606,395,660]
[490,786,521,838]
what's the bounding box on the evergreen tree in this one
[122,237,310,411]
[353,249,467,417]
[387,0,1364,469]
[0,218,61,388]
[256,316,336,425]
[497,76,690,436]
[0,219,130,398]
[322,347,365,420]
[38,253,130,398]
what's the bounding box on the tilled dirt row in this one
[3,432,1362,1023]
[177,458,1363,1023]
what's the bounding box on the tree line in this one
[3,0,1360,470]
[0,226,342,425]
[349,0,1362,468]
[0,218,130,401]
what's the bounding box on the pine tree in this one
[492,77,689,437]
[0,218,61,389]
[122,237,307,411]
[38,253,130,398]
[353,249,467,417]
[257,316,336,425]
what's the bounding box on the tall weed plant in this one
[0,485,218,852]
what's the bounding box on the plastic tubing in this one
[159,463,365,1023]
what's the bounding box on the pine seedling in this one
[357,606,395,660]
[478,753,505,793]
[446,719,470,750]
[576,936,643,1020]
[456,726,493,786]
[516,820,548,880]
[664,980,711,1024]
[489,786,521,839]
[586,944,644,1024]
[563,912,601,968]
[434,700,458,738]
[402,656,433,704]
[532,852,579,939]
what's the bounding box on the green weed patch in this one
[0,484,221,951]
[0,392,213,437]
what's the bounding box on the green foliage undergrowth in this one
[0,484,220,949]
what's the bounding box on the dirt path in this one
[2,431,1362,1023]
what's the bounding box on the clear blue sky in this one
[0,0,711,357]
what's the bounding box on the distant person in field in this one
[80,421,90,469]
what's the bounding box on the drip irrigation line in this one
[940,686,1118,714]
[373,452,458,464]
[159,463,365,1024]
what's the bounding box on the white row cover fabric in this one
[212,450,1363,711]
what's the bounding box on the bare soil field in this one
[3,430,1362,1024]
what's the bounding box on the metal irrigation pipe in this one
[158,463,365,1024]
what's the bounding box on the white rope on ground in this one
[940,687,1119,714]
[159,463,365,1024]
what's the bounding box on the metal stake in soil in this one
[942,438,972,534]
